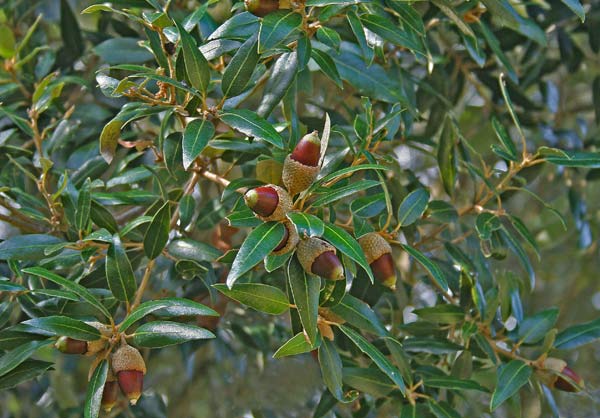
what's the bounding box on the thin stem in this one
[131,258,156,310]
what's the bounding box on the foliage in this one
[0,0,599,417]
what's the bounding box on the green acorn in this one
[297,237,344,280]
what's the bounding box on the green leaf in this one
[318,339,344,401]
[490,360,532,411]
[214,283,289,315]
[316,26,341,51]
[308,164,389,193]
[312,180,380,207]
[99,120,123,164]
[476,21,517,83]
[343,367,395,397]
[167,238,222,263]
[119,297,218,331]
[437,118,457,195]
[397,188,430,227]
[60,0,84,62]
[425,376,488,392]
[555,317,600,350]
[311,48,343,89]
[221,35,259,98]
[428,400,461,418]
[257,51,298,118]
[182,118,215,169]
[273,332,320,358]
[0,360,53,391]
[143,201,171,259]
[413,305,464,324]
[219,109,284,149]
[400,244,449,291]
[476,213,501,240]
[339,325,406,394]
[258,11,302,53]
[0,340,49,377]
[226,222,285,287]
[176,22,210,95]
[0,24,16,58]
[330,294,387,336]
[22,267,111,319]
[287,212,324,237]
[93,37,154,64]
[492,117,517,160]
[351,193,386,218]
[360,14,425,58]
[76,178,92,232]
[20,316,101,341]
[480,0,546,46]
[288,256,320,344]
[90,200,118,233]
[499,225,535,289]
[323,223,374,283]
[403,337,463,354]
[0,234,63,261]
[561,0,585,21]
[132,321,214,348]
[84,360,108,418]
[512,308,558,345]
[306,0,364,4]
[431,0,474,38]
[105,235,137,303]
[542,149,600,167]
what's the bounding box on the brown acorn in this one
[101,369,119,412]
[273,220,299,255]
[244,0,290,17]
[540,358,584,392]
[297,237,344,280]
[112,343,147,405]
[244,185,292,221]
[282,131,321,196]
[358,232,396,289]
[55,336,87,354]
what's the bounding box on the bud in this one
[112,343,146,405]
[282,131,321,196]
[101,369,119,412]
[539,357,584,392]
[244,0,279,17]
[273,220,299,255]
[244,185,292,221]
[55,336,87,354]
[297,237,344,280]
[358,232,396,289]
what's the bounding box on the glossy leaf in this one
[143,201,171,259]
[221,35,259,98]
[490,360,532,411]
[106,235,137,303]
[323,223,374,283]
[219,109,284,149]
[0,234,63,261]
[214,283,289,315]
[258,11,302,53]
[177,22,210,95]
[288,256,320,345]
[132,321,215,348]
[20,316,101,341]
[84,360,108,418]
[273,332,320,358]
[401,244,449,292]
[182,118,215,169]
[397,188,430,227]
[287,212,324,237]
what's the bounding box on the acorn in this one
[297,237,344,280]
[273,220,299,255]
[244,0,289,17]
[540,358,584,392]
[55,336,88,354]
[112,343,147,405]
[101,369,119,412]
[244,185,292,221]
[358,232,396,289]
[282,131,321,196]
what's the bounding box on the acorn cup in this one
[244,185,292,221]
[282,131,321,196]
[358,232,397,290]
[101,369,119,412]
[297,237,344,280]
[273,220,299,255]
[538,357,584,392]
[112,343,147,405]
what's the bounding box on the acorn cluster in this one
[55,325,147,411]
[243,132,397,287]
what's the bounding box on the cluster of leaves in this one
[1,0,600,416]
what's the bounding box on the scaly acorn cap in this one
[112,343,146,405]
[297,237,344,280]
[244,0,279,17]
[541,357,584,392]
[282,131,321,196]
[84,321,112,356]
[244,185,292,221]
[273,220,299,255]
[358,232,396,289]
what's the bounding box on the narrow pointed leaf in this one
[143,201,171,259]
[182,118,215,169]
[287,256,319,344]
[219,109,284,148]
[214,283,289,315]
[106,235,137,303]
[83,360,108,418]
